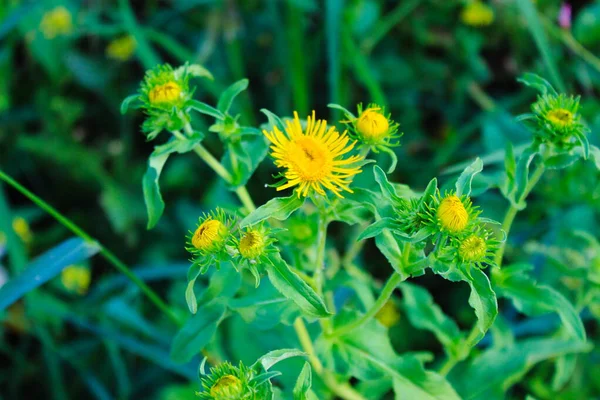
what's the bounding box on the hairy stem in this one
[0,169,182,327]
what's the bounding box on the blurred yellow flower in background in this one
[106,36,137,61]
[61,265,91,295]
[40,6,73,39]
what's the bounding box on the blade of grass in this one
[516,0,566,93]
[0,169,181,327]
[118,0,161,69]
[342,28,386,105]
[361,0,421,53]
[326,0,344,119]
[286,1,309,115]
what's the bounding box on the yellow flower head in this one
[546,108,573,129]
[148,82,182,105]
[437,195,469,233]
[40,6,73,39]
[264,111,364,198]
[461,1,494,27]
[357,107,390,141]
[106,35,137,61]
[61,265,91,295]
[192,218,227,252]
[210,374,244,399]
[238,229,266,259]
[12,217,32,244]
[458,235,487,262]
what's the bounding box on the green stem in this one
[493,164,546,268]
[328,271,405,338]
[293,318,366,400]
[314,214,329,297]
[0,169,182,327]
[361,0,421,53]
[438,325,480,376]
[176,127,256,212]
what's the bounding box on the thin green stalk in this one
[361,0,421,53]
[0,169,182,327]
[286,1,309,116]
[176,127,256,212]
[293,318,366,400]
[328,270,404,338]
[314,215,329,297]
[494,164,546,267]
[438,325,481,376]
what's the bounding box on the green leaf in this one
[120,94,140,114]
[514,144,539,207]
[293,362,316,400]
[143,135,203,229]
[0,238,100,310]
[217,79,249,114]
[588,145,600,170]
[455,157,483,197]
[323,313,460,399]
[544,153,580,170]
[229,282,298,329]
[357,217,397,241]
[261,108,286,132]
[400,283,463,358]
[170,301,226,363]
[185,266,202,314]
[463,268,498,338]
[552,354,577,391]
[254,349,306,371]
[266,254,329,318]
[188,99,225,120]
[419,178,438,206]
[452,338,591,400]
[495,268,586,341]
[373,165,399,202]
[517,73,558,96]
[240,195,305,227]
[178,63,213,80]
[222,131,269,189]
[573,130,590,159]
[327,103,355,119]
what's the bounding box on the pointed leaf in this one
[455,157,483,197]
[217,79,249,113]
[240,195,305,227]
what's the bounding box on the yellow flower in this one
[356,107,390,141]
[61,265,91,295]
[40,6,73,39]
[375,300,401,327]
[461,1,494,27]
[437,195,469,233]
[210,374,244,398]
[264,111,363,198]
[239,229,266,259]
[106,35,137,61]
[546,108,573,129]
[12,217,32,244]
[148,82,182,105]
[192,218,227,252]
[458,235,487,262]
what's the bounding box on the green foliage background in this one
[0,0,600,399]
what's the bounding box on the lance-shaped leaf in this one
[455,157,483,197]
[240,195,305,227]
[266,254,329,318]
[217,79,249,114]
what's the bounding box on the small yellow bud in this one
[239,229,265,259]
[458,235,487,262]
[61,265,91,295]
[12,217,32,244]
[40,6,73,39]
[148,82,182,105]
[356,108,390,141]
[210,374,243,398]
[192,219,226,251]
[437,195,469,233]
[461,1,494,27]
[106,36,137,61]
[546,108,573,129]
